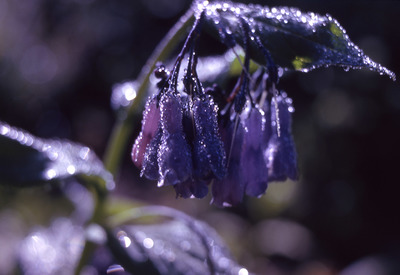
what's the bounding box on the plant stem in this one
[74,179,108,275]
[103,8,195,177]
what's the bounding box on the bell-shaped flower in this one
[192,95,226,181]
[212,118,245,207]
[157,93,193,186]
[240,107,269,197]
[265,94,298,182]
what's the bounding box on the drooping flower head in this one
[131,9,298,206]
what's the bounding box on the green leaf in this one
[0,121,114,189]
[200,1,395,80]
[107,206,248,275]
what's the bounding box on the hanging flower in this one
[131,11,298,206]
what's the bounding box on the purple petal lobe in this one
[266,95,298,182]
[158,132,193,186]
[241,108,269,197]
[159,92,184,134]
[193,96,226,180]
[212,119,245,207]
[174,178,209,199]
[131,97,160,168]
[158,93,192,186]
[141,127,162,180]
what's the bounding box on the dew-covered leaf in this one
[18,218,85,275]
[200,1,395,79]
[0,121,114,188]
[108,206,248,275]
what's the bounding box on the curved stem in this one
[103,8,195,176]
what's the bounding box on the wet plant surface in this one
[0,0,399,274]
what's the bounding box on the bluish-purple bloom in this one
[158,93,193,186]
[192,95,226,181]
[131,96,160,168]
[241,107,269,197]
[212,117,245,207]
[131,27,298,206]
[265,94,298,182]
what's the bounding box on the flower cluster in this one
[131,15,297,206]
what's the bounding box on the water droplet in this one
[0,124,10,135]
[45,169,57,180]
[107,264,125,274]
[218,257,230,268]
[67,165,76,175]
[302,68,310,73]
[111,81,137,110]
[238,268,249,275]
[86,224,106,244]
[48,150,59,161]
[143,237,154,249]
[117,231,132,248]
[79,147,90,160]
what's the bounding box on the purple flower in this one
[157,93,193,186]
[131,96,160,168]
[192,95,226,181]
[174,178,209,199]
[212,118,245,207]
[265,94,298,182]
[141,127,162,180]
[131,39,299,206]
[241,107,269,197]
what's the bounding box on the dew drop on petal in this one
[45,169,57,180]
[67,165,76,175]
[117,231,132,248]
[143,237,154,249]
[238,268,249,275]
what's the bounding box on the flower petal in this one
[266,95,298,182]
[131,96,160,168]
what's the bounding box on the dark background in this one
[0,0,399,274]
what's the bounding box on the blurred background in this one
[0,0,399,274]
